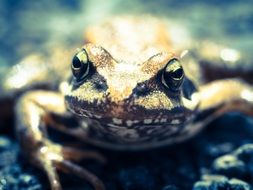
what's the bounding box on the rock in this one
[229,178,251,190]
[212,155,247,178]
[193,174,229,190]
[193,181,215,190]
[0,136,17,168]
[0,164,42,190]
[233,144,253,163]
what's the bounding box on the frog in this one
[1,16,253,190]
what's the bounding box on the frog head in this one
[64,44,199,148]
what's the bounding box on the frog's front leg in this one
[191,78,253,135]
[16,90,105,190]
[195,41,253,84]
[198,79,253,116]
[175,78,253,144]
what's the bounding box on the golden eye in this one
[162,58,184,91]
[71,49,90,81]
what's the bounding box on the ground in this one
[0,113,253,190]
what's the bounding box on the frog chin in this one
[87,114,189,127]
[82,117,191,150]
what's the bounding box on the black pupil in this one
[171,68,183,79]
[72,56,82,69]
[71,53,89,80]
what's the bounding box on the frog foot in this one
[15,91,106,190]
[35,141,106,190]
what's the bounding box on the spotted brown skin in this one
[1,16,253,190]
[64,44,198,148]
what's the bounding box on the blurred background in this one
[1,0,253,68]
[0,0,253,190]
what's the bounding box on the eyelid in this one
[71,49,90,82]
[162,58,184,90]
[76,49,89,63]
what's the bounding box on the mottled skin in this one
[1,17,253,190]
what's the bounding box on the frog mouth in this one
[69,103,193,127]
[82,115,196,150]
[87,114,191,128]
[108,117,184,127]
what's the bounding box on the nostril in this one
[134,84,149,96]
[94,81,108,91]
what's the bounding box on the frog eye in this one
[162,58,184,91]
[71,49,90,81]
